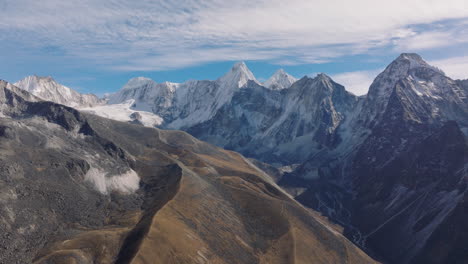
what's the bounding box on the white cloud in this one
[393,28,468,51]
[1,0,468,70]
[332,69,382,96]
[430,56,468,80]
[393,31,452,50]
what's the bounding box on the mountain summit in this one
[359,52,467,129]
[120,77,155,90]
[14,75,104,108]
[217,61,258,88]
[264,69,297,90]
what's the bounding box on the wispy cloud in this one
[332,69,382,96]
[1,0,468,71]
[430,56,468,80]
[392,23,468,51]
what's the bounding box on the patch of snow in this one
[79,99,163,127]
[84,167,140,194]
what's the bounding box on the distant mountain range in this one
[11,53,468,264]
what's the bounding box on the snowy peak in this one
[381,53,444,80]
[217,61,258,88]
[289,74,345,100]
[397,52,425,62]
[15,75,58,94]
[121,77,155,90]
[393,53,441,72]
[315,73,333,83]
[360,53,467,129]
[300,73,335,89]
[14,75,104,108]
[264,69,297,90]
[367,53,445,101]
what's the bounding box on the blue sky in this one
[1,0,468,96]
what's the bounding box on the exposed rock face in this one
[129,112,143,125]
[0,80,376,264]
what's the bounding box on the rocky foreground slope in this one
[0,80,376,264]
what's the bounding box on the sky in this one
[1,0,468,96]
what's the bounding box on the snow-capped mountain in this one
[106,77,177,120]
[187,73,358,164]
[263,69,297,90]
[106,61,259,129]
[218,61,258,89]
[14,75,104,108]
[104,64,355,163]
[358,53,468,129]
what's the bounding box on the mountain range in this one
[0,80,375,264]
[8,53,468,264]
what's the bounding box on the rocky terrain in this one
[0,80,376,263]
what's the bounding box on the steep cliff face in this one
[349,118,467,263]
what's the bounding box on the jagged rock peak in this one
[290,74,340,95]
[315,73,333,81]
[397,52,424,61]
[389,53,443,73]
[15,75,58,90]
